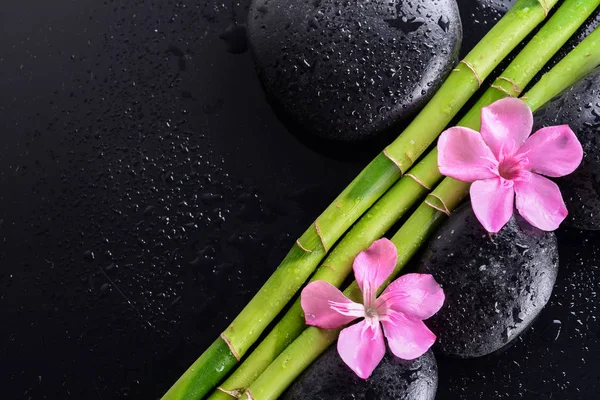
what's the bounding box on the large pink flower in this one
[438,98,583,233]
[300,239,445,379]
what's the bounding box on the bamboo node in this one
[220,332,241,361]
[383,148,404,174]
[315,219,328,253]
[537,0,549,16]
[490,84,515,98]
[217,387,245,399]
[323,264,337,272]
[460,60,482,87]
[425,193,451,216]
[405,174,432,190]
[496,76,522,94]
[296,239,313,253]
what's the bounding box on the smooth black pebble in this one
[219,24,248,54]
[417,203,558,358]
[283,348,437,400]
[247,0,462,141]
[533,67,600,230]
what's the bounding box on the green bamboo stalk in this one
[207,1,598,398]
[209,151,442,400]
[240,180,469,400]
[461,0,600,121]
[239,24,600,400]
[161,2,557,398]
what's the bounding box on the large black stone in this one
[532,67,600,230]
[417,203,559,358]
[283,347,438,400]
[247,0,462,141]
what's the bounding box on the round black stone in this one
[283,348,438,400]
[247,0,462,141]
[532,67,600,230]
[416,203,559,358]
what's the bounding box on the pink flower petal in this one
[337,320,386,379]
[301,281,364,329]
[438,126,498,182]
[480,98,533,159]
[381,311,436,360]
[376,273,445,320]
[470,177,515,233]
[353,238,398,307]
[517,125,583,177]
[514,174,568,231]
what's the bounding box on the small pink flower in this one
[438,98,583,233]
[300,238,445,379]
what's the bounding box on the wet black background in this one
[1,0,598,399]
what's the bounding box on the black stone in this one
[283,348,437,400]
[416,203,559,358]
[219,24,249,55]
[532,67,600,230]
[247,0,462,141]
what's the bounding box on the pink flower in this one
[438,98,583,233]
[300,239,445,379]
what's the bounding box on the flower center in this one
[364,306,379,319]
[498,153,529,181]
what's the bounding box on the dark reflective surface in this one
[1,0,598,399]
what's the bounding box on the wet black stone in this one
[436,227,600,399]
[142,205,155,216]
[532,67,600,230]
[84,250,95,261]
[417,203,559,358]
[247,0,462,141]
[283,348,437,400]
[219,24,248,55]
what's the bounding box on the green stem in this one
[239,22,600,400]
[241,179,469,400]
[461,0,600,120]
[162,1,557,398]
[207,1,598,398]
[383,0,559,169]
[209,151,442,400]
[524,26,600,111]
